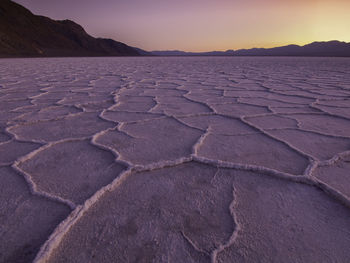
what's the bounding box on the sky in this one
[13,0,350,52]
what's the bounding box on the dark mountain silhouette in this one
[133,47,153,56]
[152,41,350,57]
[0,0,142,57]
[233,41,350,57]
[151,50,235,56]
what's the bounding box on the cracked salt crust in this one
[0,57,349,263]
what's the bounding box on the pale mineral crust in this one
[0,57,349,263]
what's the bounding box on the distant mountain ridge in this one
[0,0,142,57]
[233,41,350,57]
[152,41,350,57]
[151,50,235,56]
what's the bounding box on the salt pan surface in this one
[0,57,350,263]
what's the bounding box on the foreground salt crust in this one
[0,57,350,263]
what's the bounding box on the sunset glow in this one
[14,0,350,51]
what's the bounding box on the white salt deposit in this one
[0,57,349,263]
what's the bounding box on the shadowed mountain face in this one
[0,0,141,57]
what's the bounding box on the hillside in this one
[0,0,141,57]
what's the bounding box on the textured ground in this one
[1,57,350,263]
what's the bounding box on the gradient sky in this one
[13,0,350,52]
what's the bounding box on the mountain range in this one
[1,0,350,58]
[152,41,350,57]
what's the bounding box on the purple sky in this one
[13,0,350,52]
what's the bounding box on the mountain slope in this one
[0,0,140,57]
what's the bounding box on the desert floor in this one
[1,57,350,263]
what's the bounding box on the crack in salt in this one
[2,58,350,263]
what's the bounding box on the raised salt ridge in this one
[0,57,350,263]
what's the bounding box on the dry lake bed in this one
[1,57,350,263]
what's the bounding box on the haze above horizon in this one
[13,0,350,52]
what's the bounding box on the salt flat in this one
[0,57,350,263]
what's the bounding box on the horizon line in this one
[144,39,350,53]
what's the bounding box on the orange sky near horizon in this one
[14,0,350,51]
